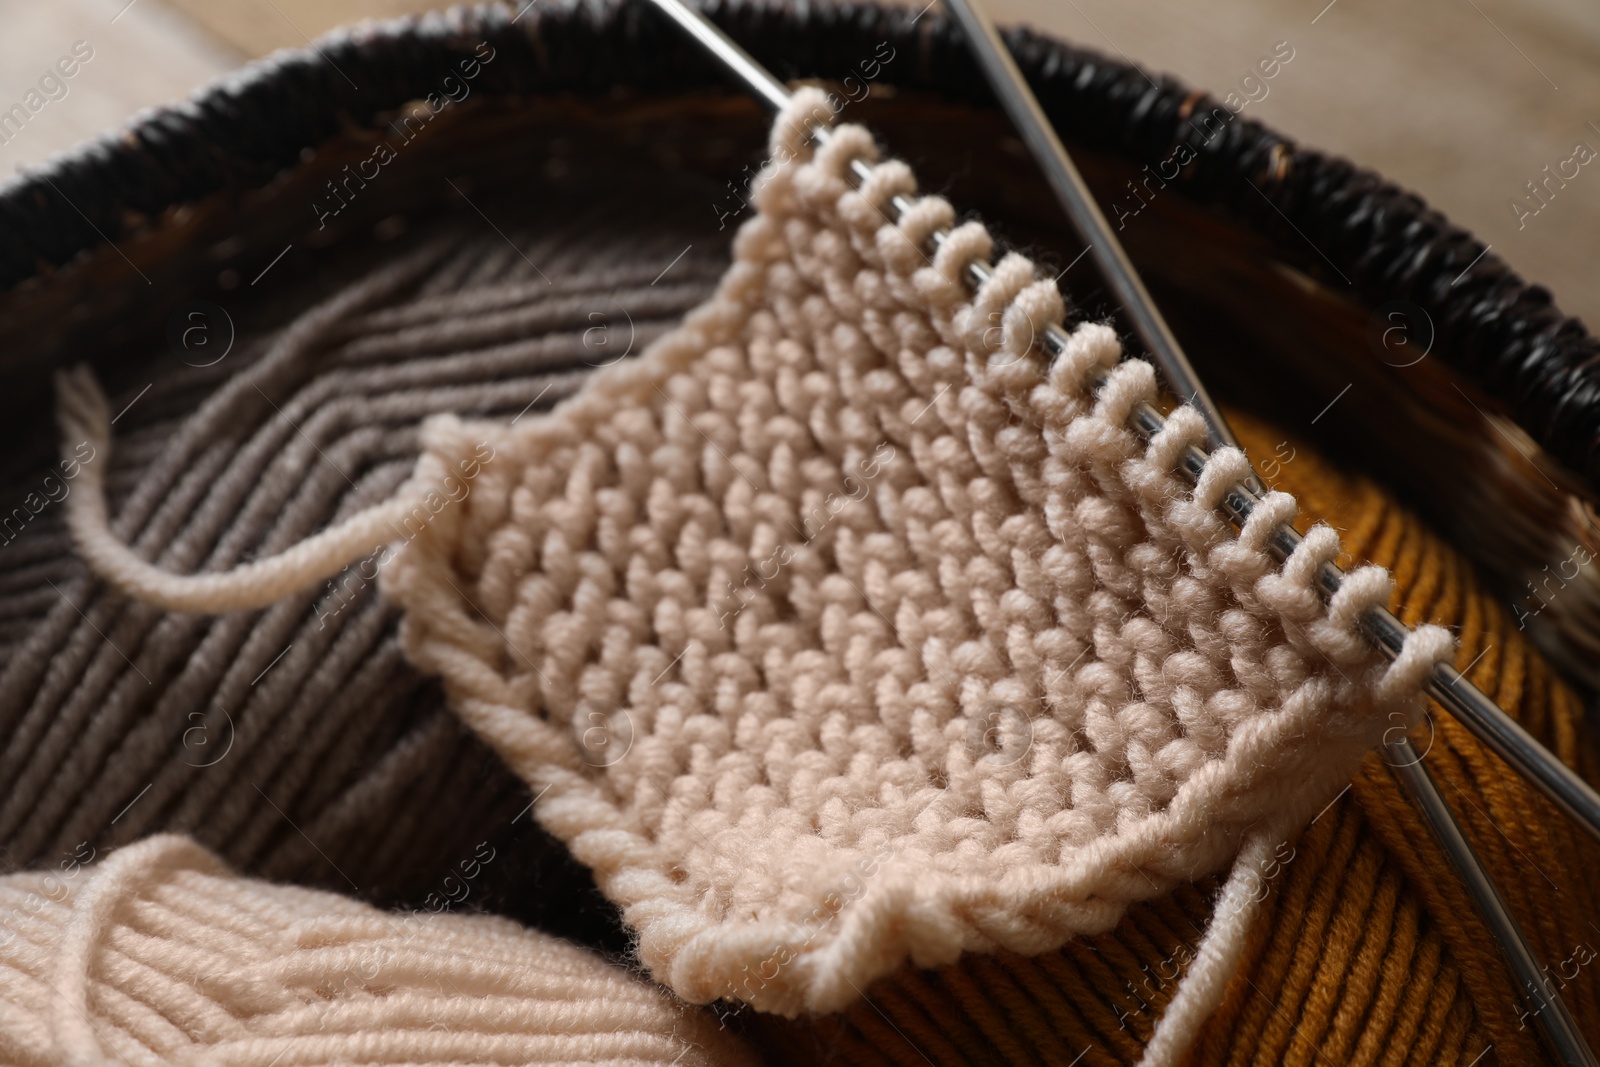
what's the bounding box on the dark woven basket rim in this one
[9,0,1600,492]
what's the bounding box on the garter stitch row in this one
[0,834,753,1067]
[56,89,1453,1058]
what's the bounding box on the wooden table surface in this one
[5,0,1597,330]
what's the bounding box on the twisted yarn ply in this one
[0,834,754,1067]
[56,89,1452,1061]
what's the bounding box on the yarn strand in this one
[1138,831,1277,1067]
[55,364,429,614]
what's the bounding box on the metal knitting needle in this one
[1391,734,1597,1067]
[938,0,1237,457]
[648,1,1600,1060]
[944,0,1600,840]
[1033,255,1600,1067]
[643,0,1600,851]
[647,0,791,111]
[941,5,1596,1063]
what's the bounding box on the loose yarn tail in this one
[1139,830,1278,1066]
[54,364,426,614]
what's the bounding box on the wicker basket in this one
[0,2,1595,1061]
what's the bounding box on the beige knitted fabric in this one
[56,88,1451,1058]
[0,834,753,1067]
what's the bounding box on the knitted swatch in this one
[57,89,1452,1059]
[0,834,753,1067]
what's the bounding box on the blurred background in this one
[5,0,1598,324]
